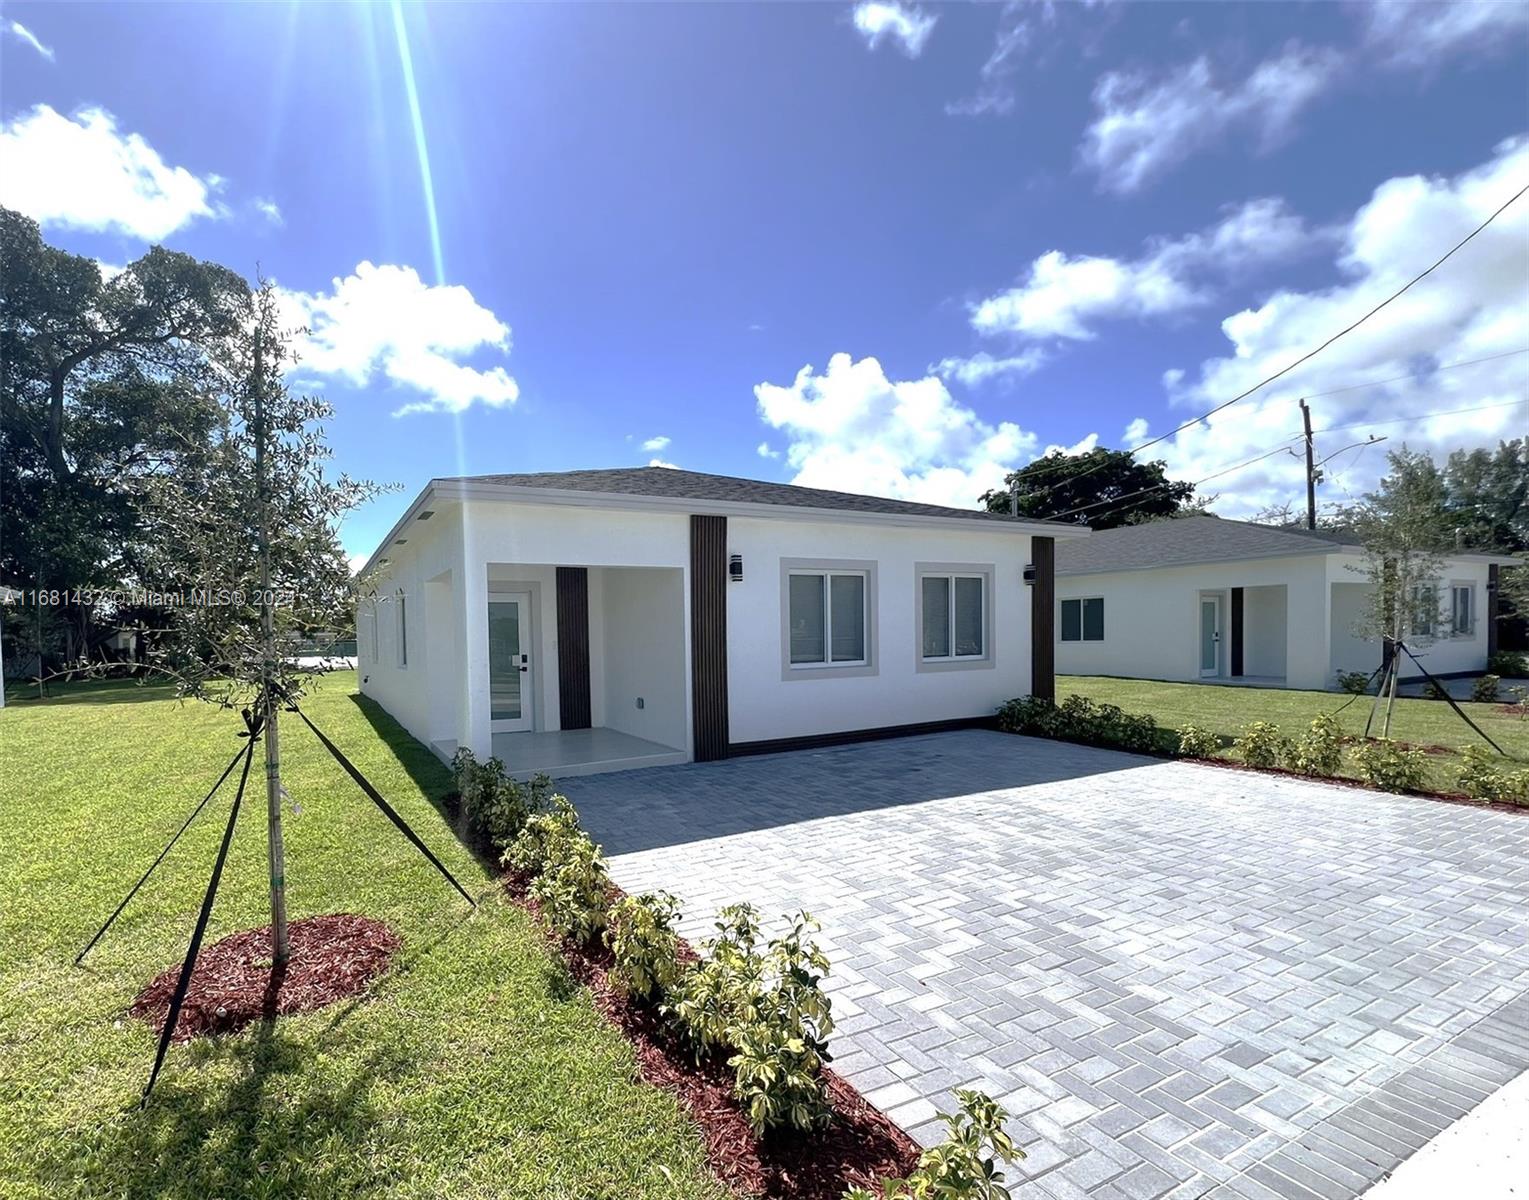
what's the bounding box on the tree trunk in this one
[253,328,290,967]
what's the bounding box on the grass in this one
[0,671,727,1200]
[1060,674,1529,792]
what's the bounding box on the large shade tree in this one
[980,447,1197,529]
[0,207,248,677]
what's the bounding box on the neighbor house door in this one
[1199,595,1221,678]
[488,594,534,733]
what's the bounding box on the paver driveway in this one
[563,731,1529,1200]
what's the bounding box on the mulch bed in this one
[504,872,920,1200]
[131,913,400,1042]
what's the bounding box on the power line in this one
[1045,442,1299,523]
[1311,396,1527,437]
[1298,347,1529,400]
[1018,180,1529,505]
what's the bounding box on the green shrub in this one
[1288,713,1344,778]
[845,1090,1021,1200]
[728,912,835,1135]
[1423,680,1449,701]
[1488,650,1528,678]
[1233,721,1288,770]
[998,694,1162,754]
[668,904,767,1058]
[450,747,552,852]
[669,905,835,1135]
[1175,724,1219,759]
[1349,738,1427,793]
[533,828,610,942]
[1510,685,1529,719]
[1336,670,1372,695]
[503,795,583,877]
[605,891,684,1002]
[1471,674,1501,704]
[1456,745,1529,805]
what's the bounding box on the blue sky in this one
[2,1,1526,562]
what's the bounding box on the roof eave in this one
[431,478,1091,538]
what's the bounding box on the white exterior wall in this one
[723,516,1035,744]
[596,567,688,749]
[1243,585,1287,678]
[1055,553,1333,690]
[1326,555,1495,679]
[358,505,466,751]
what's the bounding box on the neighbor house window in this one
[1410,585,1439,637]
[788,570,867,666]
[920,574,986,660]
[1450,584,1474,636]
[1061,597,1104,642]
[397,589,408,666]
[363,593,379,660]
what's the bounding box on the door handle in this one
[518,665,528,673]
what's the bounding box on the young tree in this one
[140,281,384,964]
[981,447,1196,529]
[1347,448,1452,735]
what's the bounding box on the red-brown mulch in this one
[504,873,920,1200]
[130,913,400,1042]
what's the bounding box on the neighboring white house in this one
[1054,516,1519,691]
[356,467,1086,776]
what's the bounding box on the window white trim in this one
[915,562,995,673]
[1409,583,1439,639]
[1449,582,1476,638]
[1060,596,1105,643]
[779,558,878,681]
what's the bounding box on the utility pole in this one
[253,322,290,968]
[1299,397,1317,530]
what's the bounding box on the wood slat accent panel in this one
[689,515,730,761]
[1031,536,1055,703]
[1231,586,1245,677]
[555,566,592,731]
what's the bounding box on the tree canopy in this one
[980,446,1197,529]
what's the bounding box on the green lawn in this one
[1060,674,1529,791]
[0,672,726,1200]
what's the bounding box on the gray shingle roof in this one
[1055,516,1356,575]
[444,466,1067,526]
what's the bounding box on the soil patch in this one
[131,913,400,1042]
[506,874,920,1200]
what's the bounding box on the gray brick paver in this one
[564,730,1529,1197]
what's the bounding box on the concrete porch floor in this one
[488,727,687,779]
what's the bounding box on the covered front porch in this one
[471,561,691,777]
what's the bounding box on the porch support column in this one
[1030,536,1055,703]
[460,555,492,758]
[689,515,730,761]
[1487,564,1500,660]
[556,567,592,730]
[1230,587,1245,677]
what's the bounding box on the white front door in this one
[1199,595,1222,678]
[488,594,534,732]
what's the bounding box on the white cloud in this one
[934,349,1048,387]
[1149,136,1529,516]
[0,105,221,240]
[945,6,1033,116]
[755,352,1037,508]
[757,441,781,459]
[278,262,519,418]
[852,1,937,58]
[1123,416,1150,445]
[648,457,679,469]
[254,197,283,226]
[1082,44,1339,193]
[4,18,53,60]
[1364,0,1529,65]
[1043,433,1100,458]
[971,197,1314,341]
[642,435,671,452]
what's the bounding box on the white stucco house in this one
[1054,516,1518,691]
[355,467,1085,776]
